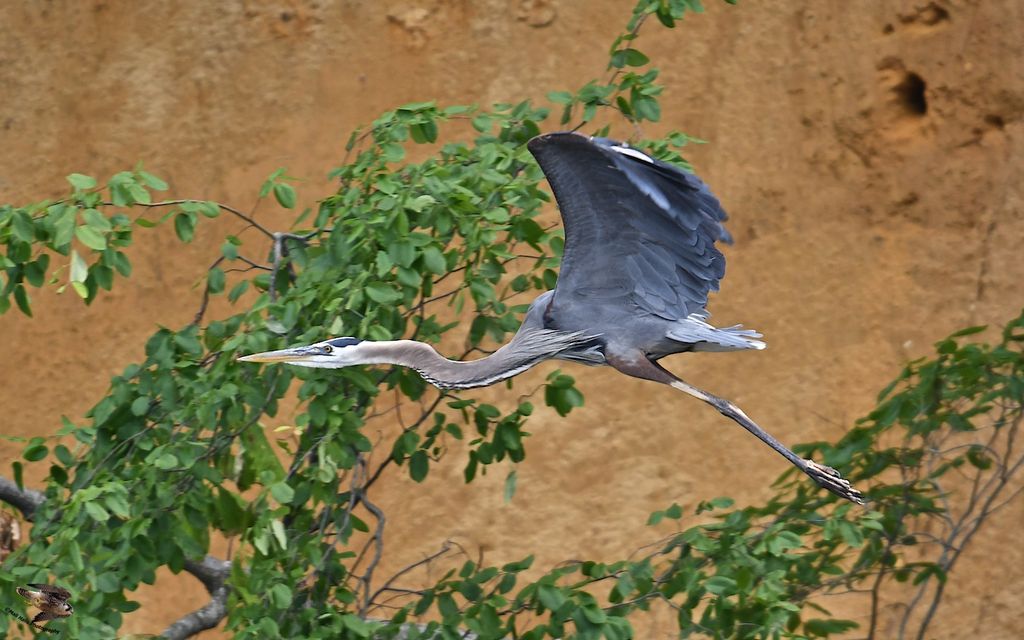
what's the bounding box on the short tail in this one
[667,312,766,352]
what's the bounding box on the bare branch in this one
[367,541,456,612]
[192,255,226,326]
[125,199,275,239]
[0,476,45,520]
[161,555,232,640]
[359,493,387,613]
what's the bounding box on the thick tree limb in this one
[0,476,44,520]
[0,475,232,640]
[161,556,232,640]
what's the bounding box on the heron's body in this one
[240,132,864,504]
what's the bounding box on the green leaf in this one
[503,469,517,503]
[12,211,36,242]
[84,501,110,522]
[537,584,566,611]
[341,614,372,637]
[705,575,737,595]
[71,281,89,299]
[174,213,195,242]
[582,606,607,624]
[611,48,650,67]
[398,100,436,112]
[154,453,178,470]
[82,208,112,233]
[104,493,131,518]
[633,96,661,122]
[54,444,74,466]
[966,445,993,470]
[228,280,249,303]
[270,481,296,504]
[128,182,152,204]
[547,91,574,104]
[253,531,270,556]
[130,397,150,416]
[409,450,429,482]
[137,170,168,191]
[221,241,238,260]
[12,461,23,489]
[950,325,987,337]
[406,194,436,213]
[70,249,89,284]
[382,143,405,162]
[274,183,297,209]
[207,267,226,294]
[52,206,76,247]
[14,284,32,315]
[365,282,401,304]
[67,173,97,190]
[271,518,288,549]
[269,583,292,608]
[24,255,49,287]
[421,246,446,274]
[410,121,438,144]
[24,443,48,462]
[805,619,859,635]
[199,201,221,218]
[75,225,107,250]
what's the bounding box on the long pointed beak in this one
[237,345,321,363]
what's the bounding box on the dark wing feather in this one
[27,583,72,600]
[32,611,61,623]
[527,132,731,322]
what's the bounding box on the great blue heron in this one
[240,132,864,504]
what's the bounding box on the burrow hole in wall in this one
[895,71,928,116]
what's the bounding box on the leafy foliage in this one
[2,1,1020,639]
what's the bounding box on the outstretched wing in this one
[527,132,732,322]
[27,583,72,600]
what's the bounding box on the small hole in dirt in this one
[984,114,1005,130]
[920,4,950,25]
[882,23,894,34]
[897,72,928,116]
[280,11,293,22]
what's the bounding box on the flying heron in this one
[240,132,864,504]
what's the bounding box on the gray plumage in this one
[239,132,863,504]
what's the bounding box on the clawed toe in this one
[802,459,865,504]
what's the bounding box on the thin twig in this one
[122,199,275,239]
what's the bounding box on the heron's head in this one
[237,337,366,369]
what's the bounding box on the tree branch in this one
[0,476,45,520]
[126,199,276,239]
[161,555,232,640]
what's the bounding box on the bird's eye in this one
[322,344,333,353]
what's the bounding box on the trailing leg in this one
[608,355,864,504]
[665,376,863,504]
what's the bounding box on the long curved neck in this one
[358,340,548,390]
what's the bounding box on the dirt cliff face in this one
[1,1,1021,637]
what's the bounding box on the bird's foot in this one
[802,459,865,505]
